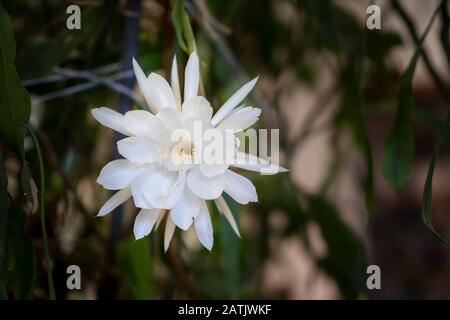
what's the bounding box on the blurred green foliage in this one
[0,0,449,300]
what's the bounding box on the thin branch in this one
[23,63,120,86]
[31,70,137,106]
[391,0,450,102]
[54,68,145,108]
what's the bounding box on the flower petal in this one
[211,77,258,126]
[187,166,225,200]
[117,136,160,164]
[184,52,199,101]
[215,196,241,237]
[91,107,129,136]
[130,169,154,209]
[216,107,261,131]
[97,187,131,216]
[133,209,162,240]
[182,96,213,122]
[132,165,185,209]
[97,159,146,190]
[157,107,185,131]
[147,73,178,110]
[171,55,182,110]
[170,188,200,230]
[123,110,157,136]
[164,217,176,252]
[232,151,289,175]
[224,169,258,204]
[132,58,158,113]
[194,200,213,251]
[199,163,229,177]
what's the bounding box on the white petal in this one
[132,58,158,113]
[187,166,225,200]
[170,188,200,230]
[211,77,258,126]
[184,52,200,101]
[194,200,213,251]
[147,73,178,110]
[232,151,289,174]
[130,169,154,209]
[215,196,240,237]
[199,163,229,177]
[171,55,182,110]
[97,187,131,217]
[182,96,213,122]
[91,107,129,136]
[123,110,157,136]
[157,107,185,131]
[164,217,176,252]
[216,107,261,131]
[97,160,146,190]
[132,165,185,209]
[133,209,162,240]
[223,170,257,204]
[117,136,160,164]
[146,171,185,209]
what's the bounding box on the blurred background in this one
[1,0,450,300]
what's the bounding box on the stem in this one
[25,125,56,300]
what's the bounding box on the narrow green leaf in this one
[116,237,153,299]
[0,5,33,205]
[422,111,450,245]
[0,4,31,154]
[25,126,55,299]
[171,0,196,54]
[8,208,37,299]
[0,152,9,300]
[382,5,440,191]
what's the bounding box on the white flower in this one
[91,52,286,251]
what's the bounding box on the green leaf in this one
[382,5,440,191]
[116,237,153,299]
[8,208,37,299]
[0,4,31,155]
[171,0,196,54]
[309,196,366,298]
[422,111,450,245]
[0,5,33,205]
[0,152,9,300]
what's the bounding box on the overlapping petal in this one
[97,159,146,190]
[194,200,213,251]
[91,107,129,136]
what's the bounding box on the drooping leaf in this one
[171,0,196,54]
[308,196,366,298]
[0,152,9,300]
[8,207,37,299]
[0,4,31,154]
[116,237,153,299]
[382,5,440,191]
[422,111,450,245]
[0,5,33,205]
